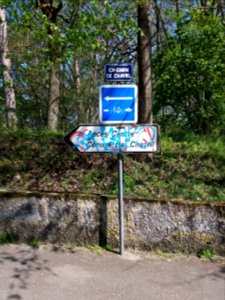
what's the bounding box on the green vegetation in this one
[102,244,113,252]
[0,2,224,203]
[1,2,225,135]
[80,243,113,254]
[197,246,215,260]
[0,130,224,203]
[0,231,18,245]
[155,249,184,258]
[27,236,40,249]
[80,243,104,254]
[154,9,225,135]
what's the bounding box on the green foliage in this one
[197,246,215,259]
[0,231,18,245]
[102,243,113,252]
[80,243,113,253]
[0,1,225,204]
[81,170,103,191]
[155,249,182,258]
[80,243,103,254]
[153,9,225,135]
[1,1,225,136]
[27,236,40,249]
[1,129,224,202]
[0,0,137,131]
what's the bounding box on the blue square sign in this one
[99,85,138,124]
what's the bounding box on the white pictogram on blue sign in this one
[99,85,138,124]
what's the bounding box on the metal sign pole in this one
[118,153,124,256]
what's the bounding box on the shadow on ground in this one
[0,245,54,300]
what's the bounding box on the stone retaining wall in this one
[0,190,224,254]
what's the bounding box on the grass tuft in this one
[27,236,40,249]
[197,246,215,259]
[0,231,18,245]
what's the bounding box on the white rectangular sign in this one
[64,125,159,153]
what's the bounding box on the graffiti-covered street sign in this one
[64,125,159,153]
[104,63,133,82]
[99,85,138,124]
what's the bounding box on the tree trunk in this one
[137,1,153,124]
[36,0,62,130]
[74,56,82,121]
[74,57,81,94]
[0,8,17,129]
[48,61,60,130]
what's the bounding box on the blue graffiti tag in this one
[71,125,158,153]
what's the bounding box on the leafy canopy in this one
[153,9,225,134]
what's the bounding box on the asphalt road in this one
[0,244,224,300]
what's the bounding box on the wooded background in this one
[0,0,225,135]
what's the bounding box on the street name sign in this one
[99,85,138,124]
[104,63,133,82]
[64,124,159,153]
